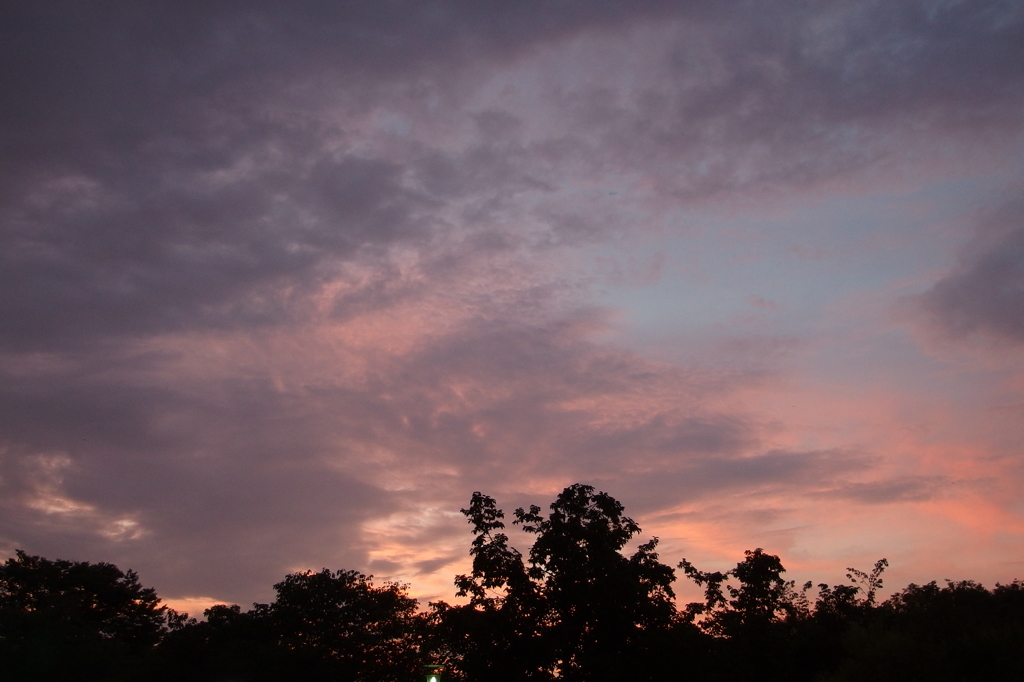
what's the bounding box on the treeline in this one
[2,484,1022,681]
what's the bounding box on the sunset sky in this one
[2,1,1023,613]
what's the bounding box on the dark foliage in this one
[0,550,167,681]
[2,485,1022,681]
[426,484,707,681]
[158,568,422,681]
[680,547,809,681]
[156,603,284,681]
[822,579,1024,681]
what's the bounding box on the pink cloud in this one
[2,0,1023,610]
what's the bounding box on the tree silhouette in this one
[5,486,1023,682]
[157,603,280,681]
[429,490,548,681]
[516,484,678,680]
[822,578,1024,681]
[160,568,422,681]
[429,484,684,682]
[0,550,167,680]
[679,548,811,681]
[680,548,805,638]
[263,568,422,680]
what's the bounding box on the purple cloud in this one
[2,1,1023,606]
[917,196,1024,343]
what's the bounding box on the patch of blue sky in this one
[595,173,1005,349]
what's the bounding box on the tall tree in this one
[0,550,167,680]
[679,548,808,681]
[430,484,681,682]
[427,491,550,681]
[516,484,678,681]
[679,548,804,638]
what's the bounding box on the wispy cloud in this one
[2,1,1023,606]
[915,195,1024,344]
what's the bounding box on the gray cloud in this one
[0,307,768,601]
[916,196,1024,343]
[0,354,400,602]
[610,448,870,515]
[2,0,1023,603]
[529,1,1024,201]
[817,476,951,504]
[2,1,1021,350]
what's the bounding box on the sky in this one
[2,0,1023,613]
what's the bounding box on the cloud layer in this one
[2,0,1023,607]
[917,196,1024,343]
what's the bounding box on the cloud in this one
[490,0,1024,204]
[915,196,1024,344]
[2,0,1024,604]
[0,298,774,601]
[0,355,401,603]
[817,476,951,504]
[612,449,871,514]
[2,1,1022,352]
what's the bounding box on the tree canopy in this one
[430,484,679,681]
[159,568,422,681]
[0,550,167,680]
[2,484,1022,681]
